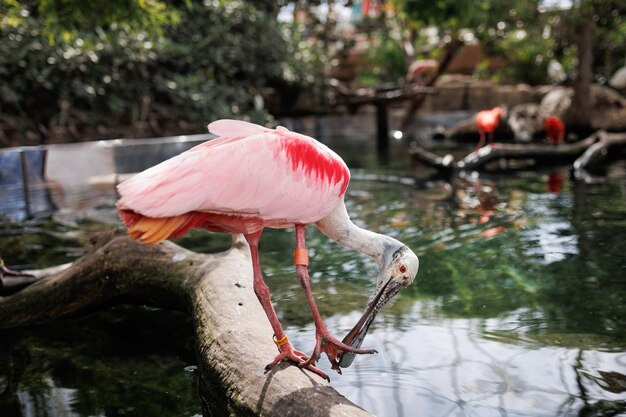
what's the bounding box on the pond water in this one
[1,115,625,417]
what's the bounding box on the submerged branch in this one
[0,229,373,417]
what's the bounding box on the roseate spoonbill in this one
[117,119,419,380]
[544,115,565,145]
[407,59,438,83]
[475,107,503,153]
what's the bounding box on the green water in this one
[0,307,199,417]
[1,138,626,416]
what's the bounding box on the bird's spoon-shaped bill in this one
[337,278,405,368]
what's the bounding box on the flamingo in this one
[544,115,565,145]
[116,119,419,380]
[475,107,503,153]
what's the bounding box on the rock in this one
[609,66,626,90]
[587,85,626,130]
[507,103,541,142]
[539,87,571,121]
[503,85,626,142]
[539,85,626,131]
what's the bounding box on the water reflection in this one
[521,192,578,264]
[0,307,201,417]
[290,309,626,417]
[0,124,625,417]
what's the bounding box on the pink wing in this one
[117,124,350,225]
[207,119,268,138]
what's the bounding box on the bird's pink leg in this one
[294,224,376,374]
[487,131,494,146]
[244,230,328,381]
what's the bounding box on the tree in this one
[378,0,626,134]
[0,0,322,145]
[569,2,594,128]
[1,0,180,41]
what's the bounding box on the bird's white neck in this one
[315,198,400,268]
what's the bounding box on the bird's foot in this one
[301,328,377,374]
[265,336,329,381]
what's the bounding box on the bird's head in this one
[337,243,418,368]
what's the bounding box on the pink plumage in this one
[117,119,419,381]
[474,107,503,152]
[117,120,350,241]
[544,115,565,145]
[476,107,502,134]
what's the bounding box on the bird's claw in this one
[301,331,377,374]
[266,340,329,381]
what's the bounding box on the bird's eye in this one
[399,265,407,274]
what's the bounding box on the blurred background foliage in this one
[362,0,626,85]
[0,0,327,145]
[1,0,626,145]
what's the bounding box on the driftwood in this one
[408,144,455,176]
[457,133,600,170]
[0,229,374,417]
[574,132,626,182]
[410,131,611,172]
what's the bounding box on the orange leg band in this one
[274,334,289,346]
[294,248,309,266]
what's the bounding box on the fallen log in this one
[410,132,603,172]
[574,132,626,182]
[457,133,600,170]
[408,143,455,175]
[0,269,41,296]
[0,229,374,417]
